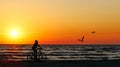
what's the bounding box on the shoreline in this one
[1,60,120,67]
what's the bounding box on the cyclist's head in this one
[35,40,38,43]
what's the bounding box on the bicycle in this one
[27,47,47,62]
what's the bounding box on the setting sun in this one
[11,31,18,37]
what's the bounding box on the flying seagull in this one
[77,36,84,42]
[92,31,96,34]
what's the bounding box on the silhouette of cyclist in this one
[32,40,42,61]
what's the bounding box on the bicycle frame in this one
[27,47,47,62]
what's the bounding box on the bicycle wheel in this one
[27,52,34,61]
[38,52,47,62]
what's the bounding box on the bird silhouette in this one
[77,36,84,42]
[92,31,96,34]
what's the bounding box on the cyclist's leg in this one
[34,50,37,61]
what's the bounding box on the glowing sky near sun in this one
[0,0,120,44]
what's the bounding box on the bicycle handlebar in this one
[37,47,43,50]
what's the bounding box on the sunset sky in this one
[0,0,120,44]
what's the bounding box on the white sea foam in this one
[0,44,120,61]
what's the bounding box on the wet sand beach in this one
[1,60,120,67]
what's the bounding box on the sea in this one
[0,44,120,61]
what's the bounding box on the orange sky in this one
[0,0,120,44]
